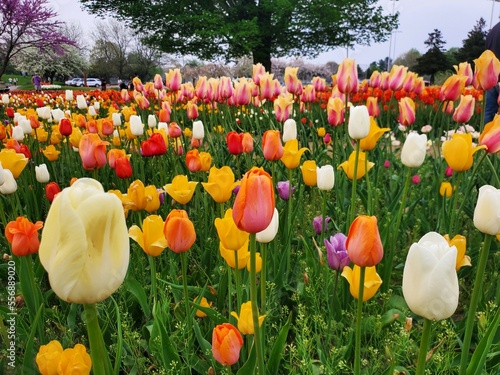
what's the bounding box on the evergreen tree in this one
[454,18,487,68]
[414,29,451,84]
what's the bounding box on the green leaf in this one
[237,340,256,375]
[124,276,151,318]
[22,304,44,374]
[466,307,500,375]
[149,305,181,370]
[267,315,291,375]
[193,319,212,355]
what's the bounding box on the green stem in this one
[382,167,412,291]
[484,154,500,187]
[249,233,265,375]
[84,303,112,375]
[448,171,462,236]
[415,318,433,375]
[365,153,373,215]
[149,255,157,308]
[260,242,267,310]
[349,142,361,227]
[234,252,242,312]
[354,266,366,375]
[459,234,493,375]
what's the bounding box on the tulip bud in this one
[35,164,50,183]
[400,133,427,168]
[19,119,32,134]
[112,112,122,126]
[316,165,335,191]
[88,106,97,117]
[473,185,500,235]
[192,120,205,139]
[402,232,459,320]
[1,94,9,104]
[129,115,144,136]
[348,105,370,140]
[282,118,297,142]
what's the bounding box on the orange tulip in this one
[336,58,358,94]
[78,134,109,171]
[262,130,284,161]
[212,323,243,366]
[186,149,202,172]
[346,215,384,267]
[232,167,275,233]
[473,49,500,90]
[164,209,196,253]
[5,217,44,256]
[242,132,254,153]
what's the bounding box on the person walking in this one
[32,74,41,91]
[484,21,500,123]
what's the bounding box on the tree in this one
[454,18,487,68]
[79,0,398,72]
[393,48,421,71]
[414,29,451,84]
[0,0,76,77]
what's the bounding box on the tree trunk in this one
[252,0,273,72]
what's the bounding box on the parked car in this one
[78,78,102,88]
[0,81,10,93]
[65,78,83,86]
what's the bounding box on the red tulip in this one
[45,182,61,203]
[227,131,243,155]
[115,157,133,179]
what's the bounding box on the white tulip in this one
[130,115,144,136]
[35,164,50,183]
[147,114,157,128]
[13,112,21,123]
[51,108,65,123]
[88,106,97,117]
[0,169,17,194]
[402,232,459,321]
[348,105,370,140]
[37,106,52,120]
[158,122,168,131]
[473,185,500,235]
[19,119,32,134]
[256,208,279,243]
[401,133,427,168]
[0,162,5,186]
[316,165,335,191]
[39,178,130,303]
[12,126,24,141]
[93,102,100,110]
[65,90,74,101]
[2,94,10,104]
[112,112,122,126]
[192,120,205,139]
[76,94,87,109]
[282,118,297,142]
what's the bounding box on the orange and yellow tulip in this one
[473,49,500,90]
[346,215,384,267]
[336,58,358,94]
[262,130,284,161]
[479,115,500,154]
[164,209,196,253]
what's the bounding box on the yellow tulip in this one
[36,340,63,375]
[439,182,453,198]
[442,133,486,172]
[0,149,28,178]
[199,151,212,172]
[39,178,129,303]
[164,175,198,205]
[35,127,49,142]
[202,166,238,203]
[220,240,249,269]
[246,251,262,273]
[359,117,390,151]
[69,126,83,148]
[194,296,212,318]
[280,139,308,169]
[42,145,61,162]
[300,160,317,187]
[341,265,382,301]
[57,344,92,374]
[443,234,471,271]
[125,180,160,212]
[230,301,266,335]
[338,151,374,180]
[215,208,249,251]
[129,215,169,257]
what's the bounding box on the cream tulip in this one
[348,105,370,140]
[65,90,74,101]
[39,178,129,304]
[400,133,427,168]
[112,112,122,126]
[35,164,50,183]
[282,118,297,142]
[147,114,157,128]
[192,120,205,139]
[0,162,5,186]
[19,119,32,134]
[12,126,24,141]
[316,165,335,191]
[256,208,279,243]
[2,93,9,104]
[76,94,87,109]
[51,108,65,123]
[402,232,459,321]
[473,185,500,235]
[0,169,17,194]
[129,115,144,136]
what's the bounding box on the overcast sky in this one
[48,0,500,67]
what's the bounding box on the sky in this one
[48,0,500,68]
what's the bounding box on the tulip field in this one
[1,54,500,375]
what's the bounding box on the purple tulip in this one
[324,233,350,271]
[313,215,330,235]
[276,180,295,201]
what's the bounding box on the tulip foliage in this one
[0,55,499,375]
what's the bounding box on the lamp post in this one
[387,0,399,71]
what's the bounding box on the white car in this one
[78,78,102,88]
[65,78,83,86]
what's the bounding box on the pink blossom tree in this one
[0,0,76,77]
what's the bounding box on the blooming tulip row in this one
[0,51,499,375]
